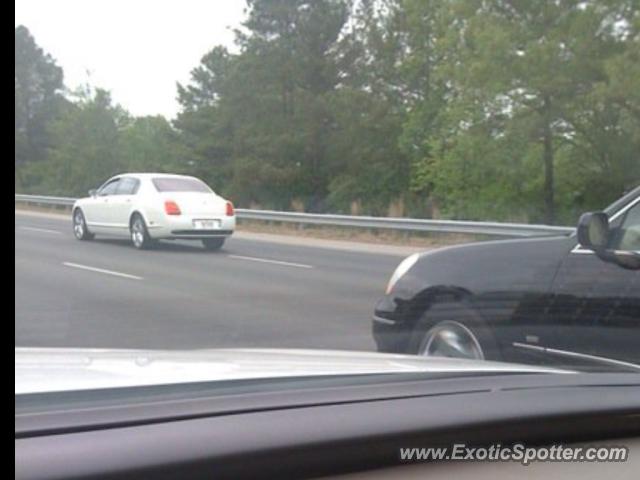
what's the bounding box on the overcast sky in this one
[15,0,248,119]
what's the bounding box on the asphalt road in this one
[15,210,422,351]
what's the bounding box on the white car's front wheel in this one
[130,214,154,250]
[72,209,94,241]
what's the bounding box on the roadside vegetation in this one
[15,0,640,225]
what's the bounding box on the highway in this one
[15,210,425,351]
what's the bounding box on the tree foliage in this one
[15,2,640,223]
[15,25,65,189]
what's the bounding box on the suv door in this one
[546,197,640,366]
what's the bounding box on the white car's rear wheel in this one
[72,209,94,241]
[130,214,154,250]
[202,238,225,251]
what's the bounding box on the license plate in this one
[193,219,220,230]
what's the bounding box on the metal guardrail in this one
[15,194,77,206]
[15,194,575,237]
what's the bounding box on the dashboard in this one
[16,372,640,479]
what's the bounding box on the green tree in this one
[28,87,128,195]
[119,116,182,173]
[406,0,639,223]
[325,0,413,214]
[15,25,65,189]
[175,47,241,198]
[176,0,352,210]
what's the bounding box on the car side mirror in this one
[88,189,97,198]
[577,212,609,252]
[577,211,639,270]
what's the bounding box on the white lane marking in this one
[62,262,143,280]
[228,255,313,269]
[18,226,62,235]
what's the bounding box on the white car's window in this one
[116,177,140,195]
[152,177,211,193]
[98,179,121,196]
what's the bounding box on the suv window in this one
[98,179,121,196]
[116,177,140,195]
[614,201,640,251]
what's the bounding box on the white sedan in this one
[71,173,236,250]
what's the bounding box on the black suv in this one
[373,186,640,371]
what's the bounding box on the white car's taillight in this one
[164,200,181,215]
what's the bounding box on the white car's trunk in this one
[159,192,227,216]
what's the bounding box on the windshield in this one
[14,0,640,403]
